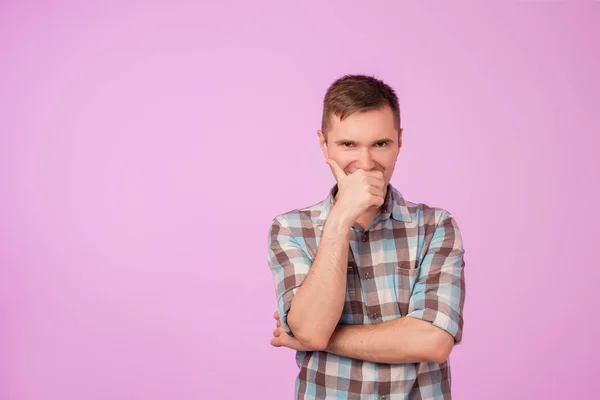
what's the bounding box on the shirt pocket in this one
[395,261,421,317]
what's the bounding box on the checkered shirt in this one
[268,184,466,399]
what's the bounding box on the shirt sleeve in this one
[407,211,466,344]
[267,215,312,337]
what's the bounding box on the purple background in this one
[1,2,598,399]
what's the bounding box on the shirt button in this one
[361,233,368,242]
[372,313,379,320]
[365,272,372,280]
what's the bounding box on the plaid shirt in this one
[268,184,466,400]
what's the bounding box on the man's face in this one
[319,105,402,186]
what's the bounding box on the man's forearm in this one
[287,209,352,350]
[325,316,454,364]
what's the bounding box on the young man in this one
[267,74,466,399]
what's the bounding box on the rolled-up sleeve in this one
[268,216,312,337]
[407,212,466,343]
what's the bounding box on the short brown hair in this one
[321,74,401,138]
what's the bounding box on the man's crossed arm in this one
[270,311,454,364]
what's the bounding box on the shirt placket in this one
[352,227,383,325]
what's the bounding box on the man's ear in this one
[318,130,328,159]
[398,128,403,149]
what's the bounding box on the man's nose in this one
[357,149,376,170]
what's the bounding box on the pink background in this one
[1,2,598,399]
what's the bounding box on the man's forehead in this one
[327,123,398,141]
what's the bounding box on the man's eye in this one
[341,142,353,147]
[375,142,388,147]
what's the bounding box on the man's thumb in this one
[326,158,346,181]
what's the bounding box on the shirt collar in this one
[315,183,413,227]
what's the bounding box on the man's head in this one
[318,74,403,187]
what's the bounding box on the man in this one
[267,74,466,399]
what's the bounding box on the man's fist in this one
[326,158,386,224]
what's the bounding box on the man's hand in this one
[270,311,320,352]
[326,159,386,224]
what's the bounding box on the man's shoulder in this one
[268,199,327,231]
[400,199,464,255]
[402,197,458,228]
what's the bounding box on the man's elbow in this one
[428,331,455,364]
[296,333,329,351]
[289,326,330,351]
[288,313,330,351]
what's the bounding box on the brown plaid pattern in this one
[268,184,466,399]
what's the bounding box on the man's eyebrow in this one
[334,139,355,144]
[373,138,394,143]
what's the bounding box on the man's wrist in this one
[326,206,355,234]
